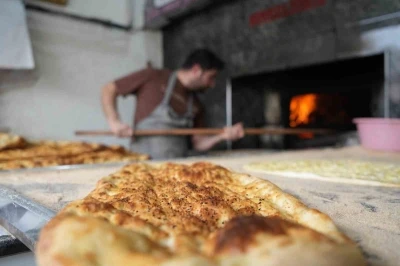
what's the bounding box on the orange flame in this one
[289,94,317,127]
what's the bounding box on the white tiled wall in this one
[0,9,162,148]
[24,0,133,27]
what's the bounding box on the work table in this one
[0,146,399,265]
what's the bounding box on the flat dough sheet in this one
[244,159,400,187]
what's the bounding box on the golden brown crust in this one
[0,133,27,151]
[0,139,149,170]
[37,213,170,266]
[210,216,306,254]
[0,141,105,161]
[36,162,366,266]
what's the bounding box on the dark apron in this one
[130,71,194,159]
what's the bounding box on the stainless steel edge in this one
[0,185,56,252]
[0,160,139,174]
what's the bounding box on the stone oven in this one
[232,53,385,149]
[159,0,400,150]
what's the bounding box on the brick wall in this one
[163,0,400,149]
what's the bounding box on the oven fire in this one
[289,93,318,127]
[289,93,354,139]
[289,93,318,139]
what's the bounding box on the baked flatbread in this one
[244,159,400,187]
[0,133,27,151]
[0,141,105,161]
[36,162,366,266]
[0,150,148,170]
[0,138,149,170]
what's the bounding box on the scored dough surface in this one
[36,162,366,266]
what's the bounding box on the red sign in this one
[249,0,327,27]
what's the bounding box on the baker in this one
[101,49,245,159]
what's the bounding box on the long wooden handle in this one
[75,128,334,136]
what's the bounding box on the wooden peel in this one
[75,128,335,136]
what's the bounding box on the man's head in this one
[179,49,224,91]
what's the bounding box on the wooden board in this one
[75,127,335,136]
[38,0,68,5]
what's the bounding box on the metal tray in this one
[0,155,197,174]
[0,185,55,252]
[0,160,141,174]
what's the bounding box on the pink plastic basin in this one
[353,118,400,152]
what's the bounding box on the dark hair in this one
[181,49,224,70]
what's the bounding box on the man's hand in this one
[221,122,245,141]
[110,120,133,138]
[102,82,133,138]
[192,122,245,151]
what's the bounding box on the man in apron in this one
[101,49,244,159]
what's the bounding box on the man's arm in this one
[101,82,133,137]
[191,122,244,151]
